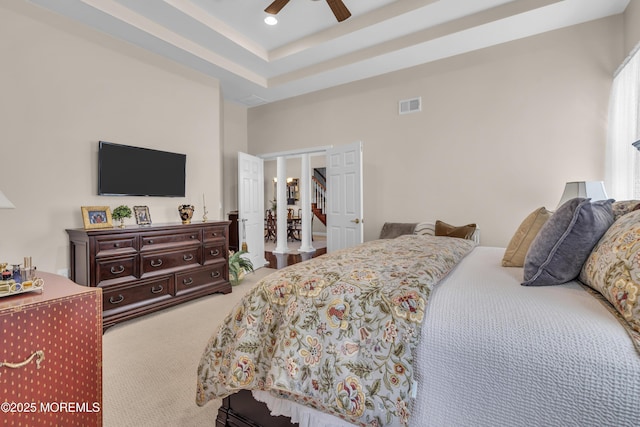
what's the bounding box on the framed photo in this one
[134,206,152,226]
[81,206,113,229]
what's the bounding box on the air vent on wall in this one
[399,97,421,115]
[236,94,268,107]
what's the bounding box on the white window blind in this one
[606,43,640,200]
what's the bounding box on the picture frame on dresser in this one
[134,205,152,225]
[81,205,113,229]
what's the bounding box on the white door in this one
[238,152,267,268]
[326,141,363,252]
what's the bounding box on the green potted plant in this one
[112,205,132,228]
[228,250,254,285]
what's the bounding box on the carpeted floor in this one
[102,267,275,427]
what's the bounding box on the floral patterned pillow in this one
[611,200,640,221]
[580,209,640,335]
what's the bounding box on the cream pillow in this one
[502,207,552,267]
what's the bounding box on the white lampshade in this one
[0,190,14,209]
[557,181,608,208]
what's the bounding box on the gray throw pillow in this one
[522,198,614,286]
[379,222,418,239]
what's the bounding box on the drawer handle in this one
[190,235,197,239]
[114,243,120,248]
[0,350,45,371]
[211,232,218,237]
[150,259,163,268]
[109,294,125,304]
[183,254,194,261]
[110,265,125,275]
[210,249,220,256]
[183,278,194,286]
[151,285,164,294]
[148,239,154,244]
[211,271,221,278]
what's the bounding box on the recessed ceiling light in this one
[264,16,278,25]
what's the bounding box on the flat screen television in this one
[98,141,186,197]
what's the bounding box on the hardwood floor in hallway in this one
[263,235,327,269]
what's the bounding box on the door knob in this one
[351,218,360,224]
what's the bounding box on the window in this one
[606,43,640,200]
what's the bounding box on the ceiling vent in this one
[399,97,421,115]
[236,94,268,107]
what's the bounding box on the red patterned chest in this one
[0,271,102,426]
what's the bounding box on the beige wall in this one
[222,101,248,216]
[248,17,623,247]
[0,1,222,275]
[625,0,640,54]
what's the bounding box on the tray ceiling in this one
[28,0,630,106]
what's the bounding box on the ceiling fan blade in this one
[326,0,351,22]
[265,0,290,15]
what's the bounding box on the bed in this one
[196,202,640,427]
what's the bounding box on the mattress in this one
[255,246,640,427]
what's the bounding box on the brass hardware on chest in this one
[183,278,193,286]
[183,254,194,261]
[151,285,164,294]
[210,249,220,256]
[211,271,221,278]
[0,350,45,374]
[150,259,163,268]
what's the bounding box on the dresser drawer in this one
[96,255,138,286]
[141,231,201,250]
[103,276,173,315]
[203,225,227,242]
[95,235,137,256]
[141,246,201,277]
[204,242,227,264]
[175,263,226,296]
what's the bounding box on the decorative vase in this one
[178,204,194,224]
[119,218,125,228]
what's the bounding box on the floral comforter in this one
[196,235,476,426]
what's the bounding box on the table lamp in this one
[0,190,14,209]
[557,181,608,209]
[0,190,14,279]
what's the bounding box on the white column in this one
[299,153,314,252]
[274,156,289,254]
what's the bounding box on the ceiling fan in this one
[265,0,352,23]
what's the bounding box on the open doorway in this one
[238,142,363,267]
[263,157,327,244]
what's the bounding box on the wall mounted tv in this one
[98,141,186,197]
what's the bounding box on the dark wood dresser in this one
[66,221,231,330]
[0,271,102,426]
